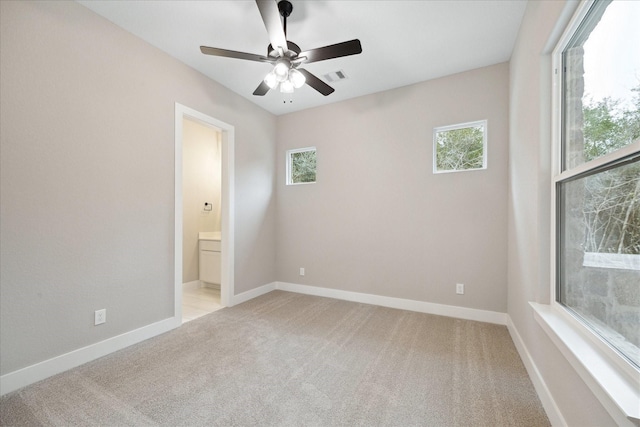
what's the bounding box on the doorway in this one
[174,103,235,325]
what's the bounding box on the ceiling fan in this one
[200,0,362,97]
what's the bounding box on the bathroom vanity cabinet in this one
[198,233,221,285]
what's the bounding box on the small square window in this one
[433,120,487,174]
[286,147,316,185]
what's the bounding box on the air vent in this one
[323,70,348,83]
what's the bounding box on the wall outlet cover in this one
[456,283,464,295]
[95,309,106,325]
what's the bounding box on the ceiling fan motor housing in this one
[278,1,293,18]
[268,41,300,58]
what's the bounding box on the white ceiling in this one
[77,0,527,116]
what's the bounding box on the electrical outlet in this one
[456,283,464,295]
[299,267,305,276]
[94,309,106,325]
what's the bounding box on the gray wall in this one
[0,1,277,375]
[508,1,615,425]
[276,63,509,313]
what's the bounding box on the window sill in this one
[286,181,316,186]
[530,302,640,426]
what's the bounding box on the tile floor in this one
[182,285,224,323]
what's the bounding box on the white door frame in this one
[174,103,235,323]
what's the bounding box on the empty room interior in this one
[1,1,638,426]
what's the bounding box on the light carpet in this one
[1,290,550,426]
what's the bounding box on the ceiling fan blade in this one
[298,39,362,64]
[255,0,288,53]
[253,80,271,96]
[200,46,273,63]
[298,69,334,96]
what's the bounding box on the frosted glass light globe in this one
[280,79,294,93]
[289,69,306,89]
[263,71,278,89]
[273,61,289,83]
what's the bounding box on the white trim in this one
[547,2,640,425]
[174,111,184,322]
[202,282,221,291]
[275,282,507,325]
[182,280,201,292]
[175,103,235,313]
[554,141,640,183]
[507,316,567,427]
[0,282,516,398]
[433,119,488,174]
[532,303,640,426]
[550,300,639,394]
[0,317,177,396]
[549,0,596,179]
[232,282,277,306]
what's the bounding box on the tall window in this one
[556,0,640,368]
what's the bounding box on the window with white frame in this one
[286,147,316,185]
[433,120,487,173]
[555,0,640,371]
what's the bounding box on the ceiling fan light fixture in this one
[264,71,278,89]
[289,68,306,89]
[280,79,294,93]
[273,60,290,82]
[201,1,361,98]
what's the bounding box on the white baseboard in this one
[507,315,566,427]
[274,282,508,325]
[202,282,221,290]
[231,282,276,306]
[183,280,221,291]
[1,281,278,396]
[182,280,201,291]
[0,317,178,396]
[0,281,537,404]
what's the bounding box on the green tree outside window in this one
[288,148,316,184]
[434,121,487,173]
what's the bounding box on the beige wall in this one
[182,119,221,283]
[0,1,277,375]
[508,1,615,425]
[0,2,621,422]
[276,63,510,313]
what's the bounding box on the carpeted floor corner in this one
[1,290,550,426]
